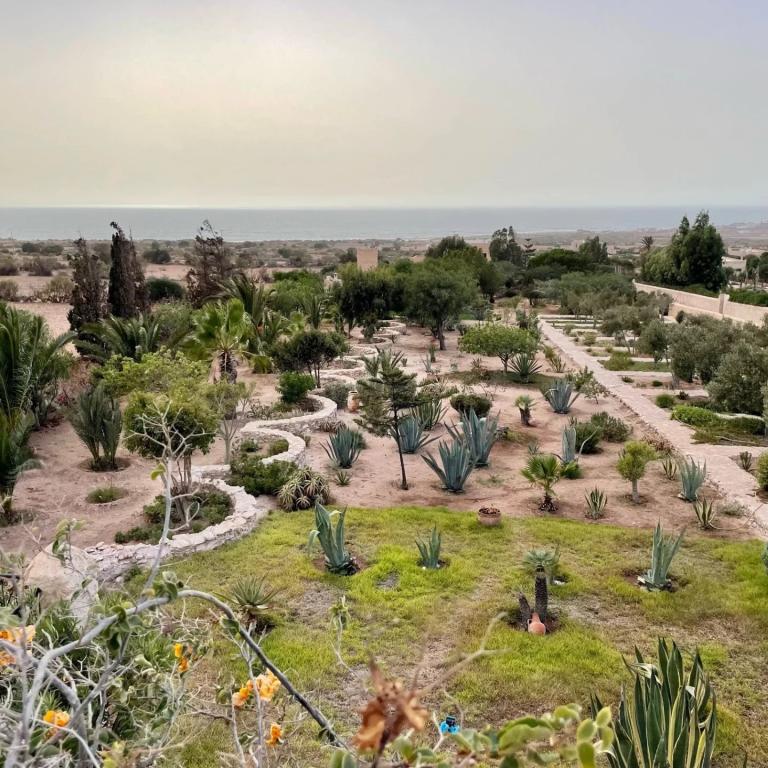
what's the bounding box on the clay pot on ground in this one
[527,612,547,636]
[477,506,501,526]
[347,390,360,413]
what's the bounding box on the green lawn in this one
[163,506,768,767]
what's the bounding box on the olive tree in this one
[458,323,537,373]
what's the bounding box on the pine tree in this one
[107,222,146,317]
[67,238,106,332]
[186,220,234,306]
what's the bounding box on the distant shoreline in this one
[2,205,768,243]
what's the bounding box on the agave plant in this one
[694,498,716,530]
[584,487,607,519]
[738,450,753,472]
[277,467,331,511]
[226,576,282,631]
[591,639,716,768]
[416,526,442,569]
[523,546,560,584]
[334,469,350,486]
[69,383,122,471]
[323,425,364,468]
[308,503,355,574]
[446,409,499,467]
[411,397,446,431]
[422,439,474,493]
[509,351,542,383]
[541,379,579,414]
[521,453,561,512]
[678,457,706,502]
[514,395,535,426]
[660,455,678,481]
[638,523,683,590]
[393,415,436,454]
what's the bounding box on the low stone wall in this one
[240,394,337,437]
[634,281,768,324]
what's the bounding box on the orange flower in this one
[0,625,36,667]
[266,723,283,747]
[254,670,281,702]
[231,683,252,709]
[353,662,428,753]
[43,709,70,738]
[173,642,190,674]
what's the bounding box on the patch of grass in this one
[165,508,768,766]
[85,486,127,504]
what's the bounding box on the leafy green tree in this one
[667,212,727,291]
[489,226,524,265]
[186,220,235,306]
[334,266,395,334]
[143,241,171,264]
[617,441,657,503]
[637,319,669,364]
[707,342,768,415]
[187,299,251,382]
[405,263,476,350]
[425,235,471,260]
[271,329,347,387]
[477,261,503,303]
[668,316,742,384]
[459,323,537,372]
[100,350,209,396]
[67,237,106,333]
[578,236,609,263]
[107,222,147,318]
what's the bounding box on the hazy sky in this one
[2,0,767,207]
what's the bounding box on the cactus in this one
[678,457,706,502]
[422,439,475,493]
[541,378,579,414]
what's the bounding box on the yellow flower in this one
[43,709,70,738]
[173,643,184,659]
[231,684,252,709]
[173,642,190,674]
[0,625,36,667]
[254,670,281,702]
[266,722,283,747]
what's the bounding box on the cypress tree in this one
[107,222,147,317]
[186,220,234,306]
[67,237,106,332]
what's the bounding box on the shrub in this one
[570,419,602,454]
[277,371,315,404]
[230,454,297,497]
[756,452,768,490]
[147,276,185,302]
[670,405,719,428]
[411,397,446,430]
[449,393,491,418]
[0,258,18,276]
[738,451,753,472]
[694,498,716,529]
[26,255,58,276]
[655,393,675,409]
[603,351,633,370]
[86,486,127,504]
[508,351,542,383]
[617,441,657,503]
[589,412,631,442]
[69,384,122,471]
[278,467,331,510]
[0,280,18,301]
[321,381,353,408]
[35,275,74,302]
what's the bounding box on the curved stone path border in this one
[85,398,335,581]
[539,318,768,533]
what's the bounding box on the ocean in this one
[1,206,767,242]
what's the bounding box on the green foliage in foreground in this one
[169,508,768,767]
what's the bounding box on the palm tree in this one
[0,410,40,522]
[187,299,250,382]
[640,235,654,254]
[220,274,272,329]
[521,453,561,512]
[0,304,74,425]
[76,313,172,363]
[302,292,326,330]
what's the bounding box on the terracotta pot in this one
[347,391,360,413]
[477,507,501,526]
[527,612,547,636]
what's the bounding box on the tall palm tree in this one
[640,235,654,255]
[187,299,251,382]
[521,453,562,512]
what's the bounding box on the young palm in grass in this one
[521,453,561,512]
[227,576,282,632]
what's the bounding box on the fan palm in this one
[186,299,251,382]
[521,453,562,512]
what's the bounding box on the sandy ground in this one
[1,318,752,563]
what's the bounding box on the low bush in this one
[570,419,602,454]
[0,258,18,276]
[35,275,74,302]
[728,288,768,306]
[450,392,492,418]
[147,276,184,302]
[671,405,720,428]
[655,393,676,409]
[603,351,633,370]
[321,381,353,408]
[230,452,297,497]
[757,453,768,490]
[86,486,127,504]
[0,280,19,301]
[277,371,315,404]
[25,255,58,276]
[589,412,631,442]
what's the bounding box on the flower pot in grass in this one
[527,612,546,636]
[477,506,501,526]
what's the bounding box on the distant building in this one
[356,247,379,271]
